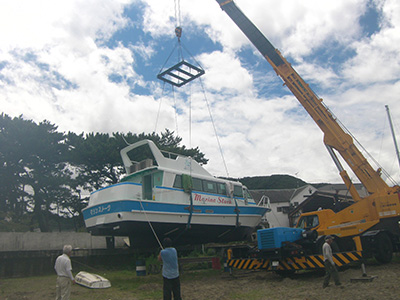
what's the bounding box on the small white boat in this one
[75,271,111,289]
[82,139,269,248]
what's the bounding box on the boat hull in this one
[83,198,268,248]
[87,218,257,248]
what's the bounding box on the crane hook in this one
[175,26,182,40]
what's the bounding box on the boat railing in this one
[258,195,271,224]
[258,195,271,208]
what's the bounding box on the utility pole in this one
[385,105,400,169]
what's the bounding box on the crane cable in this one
[173,86,180,137]
[154,78,180,137]
[155,0,184,135]
[199,77,230,178]
[139,199,164,250]
[161,41,230,177]
[174,0,181,28]
[154,82,165,133]
[337,117,398,186]
[148,0,186,248]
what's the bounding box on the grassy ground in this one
[0,269,222,300]
[2,260,400,300]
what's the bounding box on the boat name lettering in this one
[193,194,232,204]
[90,204,111,216]
[218,198,232,204]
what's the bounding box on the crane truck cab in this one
[295,210,345,254]
[296,210,337,231]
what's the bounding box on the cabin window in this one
[217,183,227,195]
[192,178,203,191]
[175,176,228,196]
[173,175,182,188]
[297,215,319,229]
[233,185,243,198]
[203,181,217,193]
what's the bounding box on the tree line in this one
[0,113,208,233]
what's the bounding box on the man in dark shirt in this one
[158,238,182,300]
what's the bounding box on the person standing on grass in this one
[158,238,182,300]
[54,245,75,300]
[322,235,341,288]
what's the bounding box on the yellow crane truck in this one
[215,0,400,272]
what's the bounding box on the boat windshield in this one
[233,185,243,198]
[243,188,253,201]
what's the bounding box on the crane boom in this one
[216,0,392,197]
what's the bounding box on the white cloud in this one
[141,0,177,37]
[0,0,146,134]
[1,0,400,186]
[343,30,400,84]
[0,0,129,50]
[280,0,365,57]
[295,62,340,89]
[199,50,253,94]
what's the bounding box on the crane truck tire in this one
[374,232,393,263]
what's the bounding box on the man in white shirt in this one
[322,235,341,288]
[54,245,75,300]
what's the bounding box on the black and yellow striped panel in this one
[226,251,362,271]
[227,258,270,270]
[332,251,362,267]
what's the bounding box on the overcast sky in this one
[1,0,400,185]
